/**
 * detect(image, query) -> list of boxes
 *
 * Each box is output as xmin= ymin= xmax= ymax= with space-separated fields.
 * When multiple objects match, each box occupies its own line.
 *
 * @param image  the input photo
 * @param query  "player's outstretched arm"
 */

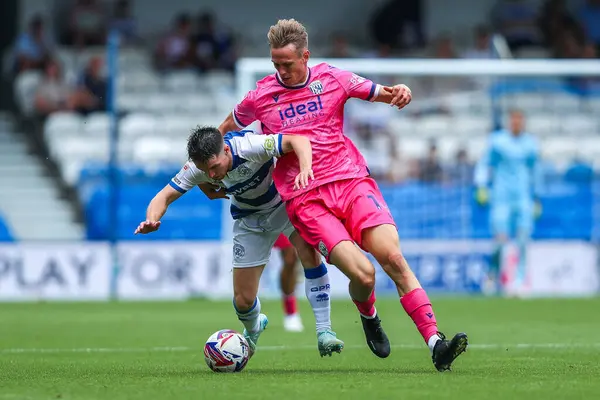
xmin=134 ymin=185 xmax=183 ymax=234
xmin=218 ymin=113 xmax=240 ymax=136
xmin=373 ymin=84 xmax=412 ymax=109
xmin=281 ymin=135 xmax=314 ymax=190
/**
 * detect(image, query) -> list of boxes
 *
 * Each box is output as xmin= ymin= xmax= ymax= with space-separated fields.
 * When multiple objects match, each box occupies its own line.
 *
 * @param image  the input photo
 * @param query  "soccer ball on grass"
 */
xmin=204 ymin=329 xmax=250 ymax=372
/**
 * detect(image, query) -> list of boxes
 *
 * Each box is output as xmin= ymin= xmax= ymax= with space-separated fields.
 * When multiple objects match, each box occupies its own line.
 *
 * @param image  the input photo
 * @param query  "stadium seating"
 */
xmin=79 ymin=164 xmax=223 ymax=240
xmin=0 ymin=213 xmax=14 ymax=241
xmin=14 ymin=46 xmax=600 ymax=241
xmin=76 ymin=162 xmax=596 ymax=240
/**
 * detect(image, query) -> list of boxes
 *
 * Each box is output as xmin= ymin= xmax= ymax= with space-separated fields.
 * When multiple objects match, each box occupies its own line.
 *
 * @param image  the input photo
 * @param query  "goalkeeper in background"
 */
xmin=474 ymin=110 xmax=543 ymax=295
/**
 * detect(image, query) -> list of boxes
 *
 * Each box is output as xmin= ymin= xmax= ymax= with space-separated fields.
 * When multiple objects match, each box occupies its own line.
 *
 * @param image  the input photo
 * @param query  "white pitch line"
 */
xmin=1 ymin=343 xmax=599 ymax=355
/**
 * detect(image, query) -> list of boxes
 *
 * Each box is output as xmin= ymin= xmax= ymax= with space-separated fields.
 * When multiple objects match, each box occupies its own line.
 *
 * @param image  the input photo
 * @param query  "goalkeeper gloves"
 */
xmin=475 ymin=187 xmax=489 ymax=206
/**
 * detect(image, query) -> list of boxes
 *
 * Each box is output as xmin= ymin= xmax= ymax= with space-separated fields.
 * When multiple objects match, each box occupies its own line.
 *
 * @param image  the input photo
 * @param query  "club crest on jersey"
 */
xmin=309 ymin=80 xmax=324 ymax=95
xmin=318 ymin=241 xmax=328 ymax=258
xmin=237 ymin=164 xmax=251 ymax=178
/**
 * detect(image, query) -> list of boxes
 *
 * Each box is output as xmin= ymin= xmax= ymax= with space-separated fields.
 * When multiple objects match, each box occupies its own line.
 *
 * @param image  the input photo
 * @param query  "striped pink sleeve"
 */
xmin=329 ymin=66 xmax=379 ymax=102
xmin=232 ymin=89 xmax=257 ymax=128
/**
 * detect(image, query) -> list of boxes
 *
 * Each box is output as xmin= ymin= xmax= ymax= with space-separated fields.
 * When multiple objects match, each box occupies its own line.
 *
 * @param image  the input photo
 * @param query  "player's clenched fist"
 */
xmin=383 ymin=84 xmax=412 ymax=109
xmin=294 ymin=168 xmax=314 ymax=190
xmin=134 ymin=220 xmax=161 ymax=234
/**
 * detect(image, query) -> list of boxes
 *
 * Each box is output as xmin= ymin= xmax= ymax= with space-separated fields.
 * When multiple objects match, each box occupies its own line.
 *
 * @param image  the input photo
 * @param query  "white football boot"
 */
xmin=283 ymin=314 xmax=304 ymax=332
xmin=243 ymin=313 xmax=269 ymax=358
xmin=317 ymin=330 xmax=344 ymax=357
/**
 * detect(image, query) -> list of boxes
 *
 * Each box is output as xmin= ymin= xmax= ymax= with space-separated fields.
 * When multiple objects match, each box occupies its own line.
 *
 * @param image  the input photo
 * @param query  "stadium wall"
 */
xmin=0 ymin=241 xmax=597 ymax=302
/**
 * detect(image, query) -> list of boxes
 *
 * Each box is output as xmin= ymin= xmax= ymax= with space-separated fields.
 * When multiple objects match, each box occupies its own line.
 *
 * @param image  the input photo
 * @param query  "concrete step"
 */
xmin=0 ymin=164 xmax=46 ymax=176
xmin=0 ymin=153 xmax=38 ymax=165
xmin=0 ymin=121 xmax=85 ymax=240
xmin=0 ymin=176 xmax=55 ymax=187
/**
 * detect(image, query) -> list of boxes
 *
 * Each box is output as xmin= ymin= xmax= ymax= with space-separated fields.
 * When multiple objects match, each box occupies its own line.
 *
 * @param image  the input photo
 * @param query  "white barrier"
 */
xmin=0 ymin=242 xmax=111 ymax=301
xmin=0 ymin=241 xmax=598 ymax=301
xmin=527 ymin=241 xmax=599 ymax=297
xmin=116 ymin=241 xmax=230 ymax=300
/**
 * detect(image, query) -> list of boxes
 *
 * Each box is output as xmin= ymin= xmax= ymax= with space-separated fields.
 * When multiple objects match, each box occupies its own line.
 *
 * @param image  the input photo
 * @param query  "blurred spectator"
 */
xmin=327 ymin=33 xmax=353 ymax=58
xmin=68 ymin=0 xmax=106 ymax=47
xmin=361 ymin=44 xmax=396 ymax=86
xmin=432 ymin=35 xmax=457 ymax=58
xmin=419 ymin=141 xmax=444 ymax=182
xmin=370 ymin=0 xmax=425 ymax=50
xmin=77 ymin=56 xmax=107 ymax=114
xmin=192 ymin=12 xmax=236 ymax=72
xmin=578 ymin=0 xmax=600 ymax=53
xmin=34 ymin=60 xmax=90 ymax=116
xmin=539 ymin=0 xmax=583 ymax=53
xmin=418 ymin=35 xmax=470 ymax=96
xmin=461 ymin=26 xmax=495 ymax=90
xmin=363 ymin=43 xmax=393 ymax=59
xmin=446 ymin=148 xmax=474 ymax=184
xmin=491 ymin=0 xmax=541 ymax=51
xmin=582 ymin=42 xmax=598 ymax=58
xmin=13 ymin=15 xmax=53 ymax=74
xmin=556 ymin=30 xmax=583 ymax=58
xmin=386 ymin=140 xmax=416 ymax=183
xmin=154 ymin=13 xmax=193 ymax=71
xmin=571 ymin=43 xmax=600 ymax=92
xmin=109 ymin=0 xmax=139 ymax=45
xmin=462 ymin=25 xmax=494 ymax=59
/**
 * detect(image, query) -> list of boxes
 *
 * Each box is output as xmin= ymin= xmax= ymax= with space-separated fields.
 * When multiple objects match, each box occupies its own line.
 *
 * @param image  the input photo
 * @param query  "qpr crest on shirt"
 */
xmin=309 ymin=80 xmax=324 ymax=95
xmin=237 ymin=164 xmax=252 ymax=178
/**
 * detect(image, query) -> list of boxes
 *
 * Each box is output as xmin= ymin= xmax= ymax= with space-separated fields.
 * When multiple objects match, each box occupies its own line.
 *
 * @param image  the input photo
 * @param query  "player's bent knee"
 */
xmin=354 ymin=268 xmax=376 ymax=290
xmin=233 ymin=292 xmax=256 ymax=312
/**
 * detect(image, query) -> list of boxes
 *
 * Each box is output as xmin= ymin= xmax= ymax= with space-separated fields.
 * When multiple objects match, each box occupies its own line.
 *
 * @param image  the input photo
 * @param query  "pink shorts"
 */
xmin=286 ymin=177 xmax=396 ymax=260
xmin=273 ymin=233 xmax=293 ymax=249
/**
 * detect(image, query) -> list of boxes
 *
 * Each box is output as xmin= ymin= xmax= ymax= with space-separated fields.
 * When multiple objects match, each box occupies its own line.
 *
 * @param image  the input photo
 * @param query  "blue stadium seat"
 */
xmin=380 ymin=177 xmax=593 ymax=240
xmin=78 ymin=164 xmax=595 ymax=241
xmin=79 ymin=164 xmax=223 ymax=240
xmin=0 ymin=213 xmax=14 ymax=241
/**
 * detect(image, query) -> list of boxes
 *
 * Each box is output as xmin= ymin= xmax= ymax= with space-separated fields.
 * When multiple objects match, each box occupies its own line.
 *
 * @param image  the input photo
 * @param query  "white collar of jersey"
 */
xmin=276 ymin=69 xmax=310 ymax=87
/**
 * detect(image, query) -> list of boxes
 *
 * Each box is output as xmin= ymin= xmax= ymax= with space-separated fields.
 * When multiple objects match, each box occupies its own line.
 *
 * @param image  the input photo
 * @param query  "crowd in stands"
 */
xmin=368 ymin=0 xmax=600 ymax=60
xmin=7 ymin=0 xmax=600 ymax=188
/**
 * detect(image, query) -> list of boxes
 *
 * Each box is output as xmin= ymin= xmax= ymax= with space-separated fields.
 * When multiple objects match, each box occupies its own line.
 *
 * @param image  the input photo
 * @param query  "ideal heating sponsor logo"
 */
xmin=277 ymin=95 xmax=325 ymax=128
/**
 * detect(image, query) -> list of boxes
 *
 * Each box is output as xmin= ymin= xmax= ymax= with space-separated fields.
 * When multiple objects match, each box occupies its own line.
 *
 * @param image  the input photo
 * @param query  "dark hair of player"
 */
xmin=187 ymin=126 xmax=224 ymax=164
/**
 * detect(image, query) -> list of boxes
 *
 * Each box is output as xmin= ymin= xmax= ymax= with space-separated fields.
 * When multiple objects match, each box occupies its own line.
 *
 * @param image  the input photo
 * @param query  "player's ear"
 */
xmin=302 ymin=48 xmax=310 ymax=64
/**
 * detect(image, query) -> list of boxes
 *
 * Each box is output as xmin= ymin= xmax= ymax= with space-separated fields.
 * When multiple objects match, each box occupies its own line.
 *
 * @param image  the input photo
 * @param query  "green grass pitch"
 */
xmin=1 ymin=297 xmax=599 ymax=399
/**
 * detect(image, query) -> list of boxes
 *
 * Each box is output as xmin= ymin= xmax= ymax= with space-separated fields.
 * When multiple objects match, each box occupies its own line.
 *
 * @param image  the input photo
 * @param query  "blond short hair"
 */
xmin=267 ymin=19 xmax=308 ymax=51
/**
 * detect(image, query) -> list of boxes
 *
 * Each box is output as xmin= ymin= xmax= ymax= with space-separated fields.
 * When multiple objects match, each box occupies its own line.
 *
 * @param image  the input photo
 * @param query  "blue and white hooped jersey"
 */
xmin=169 ymin=130 xmax=285 ymax=219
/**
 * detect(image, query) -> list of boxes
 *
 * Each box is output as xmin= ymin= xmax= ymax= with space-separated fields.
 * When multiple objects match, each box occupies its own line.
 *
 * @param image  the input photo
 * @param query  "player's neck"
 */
xmin=276 ymin=69 xmax=309 ymax=87
xmin=227 ymin=153 xmax=233 ymax=171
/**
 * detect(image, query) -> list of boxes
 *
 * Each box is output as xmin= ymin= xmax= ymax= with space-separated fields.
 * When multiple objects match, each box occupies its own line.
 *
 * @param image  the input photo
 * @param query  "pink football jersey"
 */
xmin=233 ymin=62 xmax=380 ymax=201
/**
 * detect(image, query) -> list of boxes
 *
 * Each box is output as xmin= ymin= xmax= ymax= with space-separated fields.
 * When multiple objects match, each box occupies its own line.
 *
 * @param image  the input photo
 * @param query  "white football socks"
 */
xmin=234 ymin=297 xmax=261 ymax=333
xmin=304 ymin=263 xmax=332 ymax=333
xmin=428 ymin=334 xmax=441 ymax=354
